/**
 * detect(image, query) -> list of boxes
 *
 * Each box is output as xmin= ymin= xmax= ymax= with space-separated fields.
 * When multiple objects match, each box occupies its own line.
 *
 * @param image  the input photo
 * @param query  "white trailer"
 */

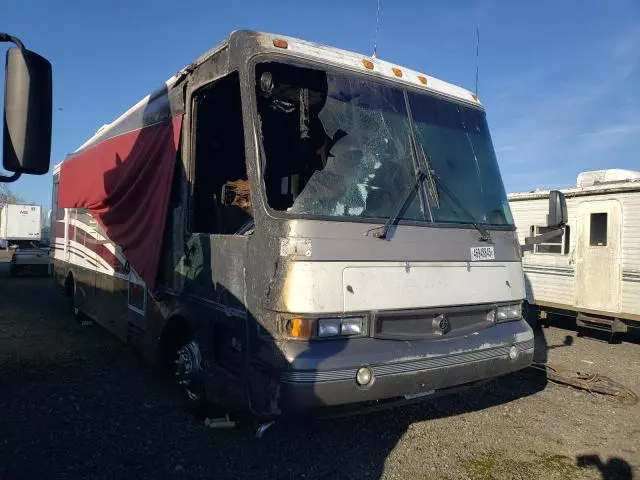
xmin=0 ymin=204 xmax=42 ymax=243
xmin=509 ymin=169 xmax=640 ymax=334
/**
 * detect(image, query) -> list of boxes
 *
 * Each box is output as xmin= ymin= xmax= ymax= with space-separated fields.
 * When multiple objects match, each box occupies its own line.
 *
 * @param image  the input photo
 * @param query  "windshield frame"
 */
xmin=248 ymin=53 xmax=515 ymax=231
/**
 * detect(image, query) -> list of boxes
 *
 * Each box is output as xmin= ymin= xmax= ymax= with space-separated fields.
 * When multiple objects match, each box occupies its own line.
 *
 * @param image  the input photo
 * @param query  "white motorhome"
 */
xmin=509 ymin=169 xmax=640 ymax=334
xmin=0 ymin=204 xmax=42 ymax=244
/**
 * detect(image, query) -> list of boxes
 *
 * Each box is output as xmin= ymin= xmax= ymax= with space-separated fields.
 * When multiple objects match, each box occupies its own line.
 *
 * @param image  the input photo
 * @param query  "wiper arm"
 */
xmin=411 ymin=134 xmax=490 ymax=242
xmin=368 ymin=167 xmax=491 ymax=241
xmin=368 ymin=170 xmax=427 ymax=240
xmin=416 ymin=140 xmax=440 ymax=209
xmin=368 ymin=124 xmax=431 ymax=240
xmin=428 ymin=169 xmax=491 ymax=242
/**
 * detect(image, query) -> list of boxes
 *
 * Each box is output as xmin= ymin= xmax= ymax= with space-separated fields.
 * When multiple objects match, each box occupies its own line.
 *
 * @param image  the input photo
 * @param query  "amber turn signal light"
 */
xmin=273 ymin=39 xmax=289 ymax=49
xmin=287 ymin=317 xmax=314 ymax=339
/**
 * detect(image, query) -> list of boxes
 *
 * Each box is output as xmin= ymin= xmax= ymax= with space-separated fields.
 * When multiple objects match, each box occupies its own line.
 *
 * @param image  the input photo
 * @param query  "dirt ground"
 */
xmin=0 ymin=262 xmax=638 ymax=480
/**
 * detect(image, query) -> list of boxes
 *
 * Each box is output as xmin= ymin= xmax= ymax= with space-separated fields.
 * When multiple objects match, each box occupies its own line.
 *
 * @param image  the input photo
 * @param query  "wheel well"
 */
xmin=158 ymin=315 xmax=192 ymax=371
xmin=64 ymin=272 xmax=74 ymax=297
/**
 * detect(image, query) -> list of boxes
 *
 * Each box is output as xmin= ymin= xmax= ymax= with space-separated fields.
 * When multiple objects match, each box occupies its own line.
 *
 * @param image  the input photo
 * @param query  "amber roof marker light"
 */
xmin=272 ymin=38 xmax=289 ymax=49
xmin=362 ymin=59 xmax=374 ymax=70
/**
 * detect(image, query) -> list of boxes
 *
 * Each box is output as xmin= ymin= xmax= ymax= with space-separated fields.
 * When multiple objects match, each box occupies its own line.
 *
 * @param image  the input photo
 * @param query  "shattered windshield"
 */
xmin=256 ymin=61 xmax=513 ymax=226
xmin=408 ymin=92 xmax=513 ymax=225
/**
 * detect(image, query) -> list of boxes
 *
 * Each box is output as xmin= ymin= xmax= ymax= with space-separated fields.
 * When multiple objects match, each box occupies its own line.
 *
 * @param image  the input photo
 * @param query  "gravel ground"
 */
xmin=0 ymin=262 xmax=638 ymax=480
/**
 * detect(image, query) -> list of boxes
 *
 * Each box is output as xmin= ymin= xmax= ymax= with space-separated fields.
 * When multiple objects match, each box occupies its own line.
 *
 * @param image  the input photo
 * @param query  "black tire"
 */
xmin=68 ymin=276 xmax=92 ymax=325
xmin=9 ymin=265 xmax=18 ymax=277
xmin=174 ymin=340 xmax=209 ymax=418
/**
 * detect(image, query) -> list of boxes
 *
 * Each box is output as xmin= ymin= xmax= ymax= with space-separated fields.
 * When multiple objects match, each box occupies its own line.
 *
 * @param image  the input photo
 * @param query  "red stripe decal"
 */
xmin=58 ymin=115 xmax=182 ymax=289
xmin=53 ymin=220 xmax=126 ymax=273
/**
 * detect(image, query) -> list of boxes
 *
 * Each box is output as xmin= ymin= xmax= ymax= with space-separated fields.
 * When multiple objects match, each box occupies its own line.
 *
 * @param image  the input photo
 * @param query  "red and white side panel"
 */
xmin=52 ymin=208 xmax=143 ymax=285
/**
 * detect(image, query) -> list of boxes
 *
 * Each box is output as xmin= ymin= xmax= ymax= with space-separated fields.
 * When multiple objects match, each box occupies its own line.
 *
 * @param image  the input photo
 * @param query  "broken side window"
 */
xmin=191 ymin=72 xmax=252 ymax=235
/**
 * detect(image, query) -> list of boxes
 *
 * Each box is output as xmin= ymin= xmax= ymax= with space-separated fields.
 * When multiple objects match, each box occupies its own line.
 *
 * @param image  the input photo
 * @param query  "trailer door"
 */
xmin=575 ymin=200 xmax=622 ymax=313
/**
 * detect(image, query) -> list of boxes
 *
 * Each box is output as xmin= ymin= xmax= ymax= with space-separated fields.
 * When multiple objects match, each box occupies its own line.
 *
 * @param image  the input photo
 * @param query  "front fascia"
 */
xmin=259 ymin=218 xmax=524 ymax=314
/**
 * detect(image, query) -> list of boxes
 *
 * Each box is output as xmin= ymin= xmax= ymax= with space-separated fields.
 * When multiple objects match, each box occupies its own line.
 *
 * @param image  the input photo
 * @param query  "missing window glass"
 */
xmin=191 ymin=72 xmax=252 ymax=235
xmin=590 ymin=213 xmax=607 ymax=246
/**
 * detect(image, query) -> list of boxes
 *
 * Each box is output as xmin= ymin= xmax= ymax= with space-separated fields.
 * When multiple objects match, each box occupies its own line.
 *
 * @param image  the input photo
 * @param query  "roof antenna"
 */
xmin=372 ymin=0 xmax=382 ymax=58
xmin=474 ymin=24 xmax=480 ymax=96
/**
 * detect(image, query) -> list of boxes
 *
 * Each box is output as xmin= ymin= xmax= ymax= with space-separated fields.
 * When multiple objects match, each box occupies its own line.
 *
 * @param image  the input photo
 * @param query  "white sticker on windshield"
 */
xmin=470 ymin=246 xmax=495 ymax=261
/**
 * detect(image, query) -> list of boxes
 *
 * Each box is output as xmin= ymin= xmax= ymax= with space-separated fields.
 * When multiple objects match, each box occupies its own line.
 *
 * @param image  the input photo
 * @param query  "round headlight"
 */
xmin=509 ymin=345 xmax=518 ymax=360
xmin=356 ymin=367 xmax=373 ymax=386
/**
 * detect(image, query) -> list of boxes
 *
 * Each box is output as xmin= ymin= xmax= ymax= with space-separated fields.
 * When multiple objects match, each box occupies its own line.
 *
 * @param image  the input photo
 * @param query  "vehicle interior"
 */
xmin=191 ymin=72 xmax=253 ymax=235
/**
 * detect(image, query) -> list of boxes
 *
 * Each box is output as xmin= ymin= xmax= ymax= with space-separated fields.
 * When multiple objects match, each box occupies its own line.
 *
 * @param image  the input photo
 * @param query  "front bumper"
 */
xmin=275 ymin=319 xmax=534 ymax=410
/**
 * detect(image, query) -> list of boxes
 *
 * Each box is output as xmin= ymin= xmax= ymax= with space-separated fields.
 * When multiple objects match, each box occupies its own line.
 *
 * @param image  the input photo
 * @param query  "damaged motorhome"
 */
xmin=52 ymin=31 xmax=550 ymax=417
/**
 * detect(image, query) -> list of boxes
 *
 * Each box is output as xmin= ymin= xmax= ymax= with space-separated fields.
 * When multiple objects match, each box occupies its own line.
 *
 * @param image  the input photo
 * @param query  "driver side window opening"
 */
xmin=256 ymin=63 xmax=330 ymax=211
xmin=191 ymin=72 xmax=252 ymax=235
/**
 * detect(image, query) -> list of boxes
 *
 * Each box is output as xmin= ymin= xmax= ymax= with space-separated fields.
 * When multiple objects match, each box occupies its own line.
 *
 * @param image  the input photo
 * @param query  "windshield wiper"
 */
xmin=427 ymin=164 xmax=491 ymax=242
xmin=368 ymin=165 xmax=490 ymax=241
xmin=368 ymin=91 xmax=490 ymax=242
xmin=368 ymin=116 xmax=434 ymax=240
xmin=368 ymin=169 xmax=427 ymax=239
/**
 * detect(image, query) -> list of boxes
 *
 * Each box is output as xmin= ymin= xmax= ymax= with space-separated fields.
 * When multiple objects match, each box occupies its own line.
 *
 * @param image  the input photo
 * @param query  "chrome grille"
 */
xmin=280 ymin=339 xmax=534 ymax=384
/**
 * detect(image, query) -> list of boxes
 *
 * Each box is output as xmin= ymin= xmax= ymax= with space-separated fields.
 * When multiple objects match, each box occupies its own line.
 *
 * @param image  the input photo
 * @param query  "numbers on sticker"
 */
xmin=470 ymin=246 xmax=495 ymax=261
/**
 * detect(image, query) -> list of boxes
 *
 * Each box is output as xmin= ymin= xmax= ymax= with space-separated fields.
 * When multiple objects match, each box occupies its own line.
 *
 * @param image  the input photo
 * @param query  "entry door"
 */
xmin=575 ymin=200 xmax=622 ymax=312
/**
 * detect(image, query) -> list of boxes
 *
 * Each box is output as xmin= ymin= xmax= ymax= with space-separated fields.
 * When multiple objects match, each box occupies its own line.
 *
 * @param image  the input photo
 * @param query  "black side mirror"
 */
xmin=547 ymin=190 xmax=567 ymax=228
xmin=3 ymin=46 xmax=52 ymax=175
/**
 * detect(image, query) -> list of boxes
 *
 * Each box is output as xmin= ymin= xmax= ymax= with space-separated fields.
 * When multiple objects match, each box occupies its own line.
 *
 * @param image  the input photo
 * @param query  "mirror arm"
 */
xmin=520 ymin=226 xmax=564 ymax=254
xmin=0 ymin=172 xmax=21 ymax=183
xmin=0 ymin=33 xmax=25 ymax=50
xmin=523 ymin=227 xmax=564 ymax=246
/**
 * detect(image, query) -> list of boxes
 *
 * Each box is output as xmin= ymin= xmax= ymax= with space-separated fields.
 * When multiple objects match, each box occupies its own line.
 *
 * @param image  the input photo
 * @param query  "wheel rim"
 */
xmin=175 ymin=341 xmax=203 ymax=401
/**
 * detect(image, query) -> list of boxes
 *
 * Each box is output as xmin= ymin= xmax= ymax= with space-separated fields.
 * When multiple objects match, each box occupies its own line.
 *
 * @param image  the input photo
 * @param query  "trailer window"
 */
xmin=191 ymin=72 xmax=252 ymax=235
xmin=590 ymin=213 xmax=607 ymax=246
xmin=533 ymin=225 xmax=570 ymax=254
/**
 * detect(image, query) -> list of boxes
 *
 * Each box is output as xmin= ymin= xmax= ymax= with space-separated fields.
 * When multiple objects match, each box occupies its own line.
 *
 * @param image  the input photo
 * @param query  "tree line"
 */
xmin=0 ymin=183 xmax=24 ymax=209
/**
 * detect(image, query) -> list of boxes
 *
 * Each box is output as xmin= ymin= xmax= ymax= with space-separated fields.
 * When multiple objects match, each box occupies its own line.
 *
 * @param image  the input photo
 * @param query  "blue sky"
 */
xmin=3 ymin=0 xmax=639 ymax=209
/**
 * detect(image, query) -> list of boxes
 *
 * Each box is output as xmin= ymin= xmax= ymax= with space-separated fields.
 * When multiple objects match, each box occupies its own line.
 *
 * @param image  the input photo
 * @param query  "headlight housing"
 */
xmin=495 ymin=303 xmax=523 ymax=322
xmin=280 ymin=315 xmax=366 ymax=340
xmin=318 ymin=318 xmax=341 ymax=337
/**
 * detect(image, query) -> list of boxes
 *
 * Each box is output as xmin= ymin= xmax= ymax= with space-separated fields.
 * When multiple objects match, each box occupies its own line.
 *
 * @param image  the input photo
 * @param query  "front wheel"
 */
xmin=174 ymin=340 xmax=209 ymax=418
